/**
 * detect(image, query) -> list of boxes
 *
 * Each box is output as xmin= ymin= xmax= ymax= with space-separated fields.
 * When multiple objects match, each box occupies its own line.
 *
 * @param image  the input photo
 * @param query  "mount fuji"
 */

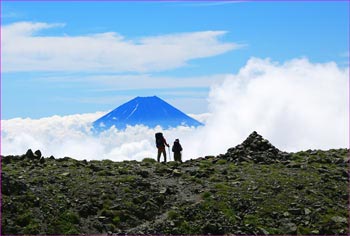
xmin=92 ymin=96 xmax=203 ymax=131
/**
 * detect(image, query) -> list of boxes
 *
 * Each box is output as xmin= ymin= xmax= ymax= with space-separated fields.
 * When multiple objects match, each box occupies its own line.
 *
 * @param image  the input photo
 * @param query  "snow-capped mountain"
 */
xmin=92 ymin=96 xmax=203 ymax=131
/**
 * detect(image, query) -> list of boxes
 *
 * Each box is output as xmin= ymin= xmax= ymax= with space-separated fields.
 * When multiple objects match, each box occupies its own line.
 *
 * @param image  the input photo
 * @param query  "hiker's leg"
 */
xmin=174 ymin=152 xmax=179 ymax=162
xmin=163 ymin=149 xmax=167 ymax=162
xmin=176 ymin=152 xmax=182 ymax=162
xmin=157 ymin=149 xmax=161 ymax=162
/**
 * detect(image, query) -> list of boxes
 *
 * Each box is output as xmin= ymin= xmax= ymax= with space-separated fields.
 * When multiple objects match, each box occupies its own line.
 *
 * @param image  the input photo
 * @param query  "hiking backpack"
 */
xmin=172 ymin=142 xmax=182 ymax=152
xmin=155 ymin=132 xmax=164 ymax=148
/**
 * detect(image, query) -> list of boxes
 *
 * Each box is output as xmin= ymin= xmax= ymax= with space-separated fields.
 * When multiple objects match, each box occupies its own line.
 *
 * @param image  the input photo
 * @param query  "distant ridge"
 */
xmin=92 ymin=96 xmax=203 ymax=131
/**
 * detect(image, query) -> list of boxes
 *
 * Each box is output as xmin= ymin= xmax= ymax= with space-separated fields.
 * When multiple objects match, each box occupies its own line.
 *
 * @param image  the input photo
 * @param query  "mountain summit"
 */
xmin=92 ymin=96 xmax=203 ymax=131
xmin=2 ymin=136 xmax=348 ymax=234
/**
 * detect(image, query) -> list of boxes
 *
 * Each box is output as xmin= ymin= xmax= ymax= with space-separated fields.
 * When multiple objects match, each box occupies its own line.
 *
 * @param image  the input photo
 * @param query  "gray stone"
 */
xmin=281 ymin=222 xmax=297 ymax=233
xmin=25 ymin=149 xmax=35 ymax=159
xmin=34 ymin=150 xmax=42 ymax=158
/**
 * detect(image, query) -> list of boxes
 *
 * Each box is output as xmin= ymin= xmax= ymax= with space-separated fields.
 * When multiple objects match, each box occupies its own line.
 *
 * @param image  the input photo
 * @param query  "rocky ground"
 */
xmin=2 ymin=131 xmax=349 ymax=235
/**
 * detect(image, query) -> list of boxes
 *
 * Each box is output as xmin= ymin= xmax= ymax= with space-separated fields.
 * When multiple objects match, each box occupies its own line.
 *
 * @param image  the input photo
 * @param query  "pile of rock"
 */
xmin=2 ymin=149 xmax=46 ymax=165
xmin=220 ymin=131 xmax=290 ymax=164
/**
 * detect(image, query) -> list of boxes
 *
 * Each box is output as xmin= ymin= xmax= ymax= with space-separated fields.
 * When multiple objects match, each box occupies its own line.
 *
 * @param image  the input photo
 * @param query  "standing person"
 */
xmin=155 ymin=132 xmax=169 ymax=163
xmin=172 ymin=139 xmax=183 ymax=163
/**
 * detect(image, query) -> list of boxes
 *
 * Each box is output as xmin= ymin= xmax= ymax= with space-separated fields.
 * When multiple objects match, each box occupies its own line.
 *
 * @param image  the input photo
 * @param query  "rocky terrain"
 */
xmin=2 ymin=131 xmax=349 ymax=235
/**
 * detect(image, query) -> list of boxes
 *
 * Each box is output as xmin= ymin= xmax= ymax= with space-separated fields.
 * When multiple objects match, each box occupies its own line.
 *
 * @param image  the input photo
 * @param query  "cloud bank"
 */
xmin=2 ymin=21 xmax=241 ymax=72
xmin=199 ymin=57 xmax=348 ymax=154
xmin=2 ymin=58 xmax=348 ymax=161
xmin=1 ymin=112 xmax=200 ymax=161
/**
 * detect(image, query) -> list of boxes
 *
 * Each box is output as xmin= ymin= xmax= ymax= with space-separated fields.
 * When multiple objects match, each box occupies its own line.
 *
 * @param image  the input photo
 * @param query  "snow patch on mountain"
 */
xmin=92 ymin=96 xmax=203 ymax=131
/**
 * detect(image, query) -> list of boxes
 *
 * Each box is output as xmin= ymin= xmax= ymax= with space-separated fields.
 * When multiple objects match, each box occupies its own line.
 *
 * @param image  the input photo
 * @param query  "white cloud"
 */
xmin=2 ymin=22 xmax=65 ymax=36
xmin=2 ymin=21 xmax=241 ymax=73
xmin=2 ymin=58 xmax=348 ymax=161
xmin=1 ymin=112 xmax=201 ymax=161
xmin=196 ymin=57 xmax=349 ymax=154
xmin=187 ymin=113 xmax=212 ymax=124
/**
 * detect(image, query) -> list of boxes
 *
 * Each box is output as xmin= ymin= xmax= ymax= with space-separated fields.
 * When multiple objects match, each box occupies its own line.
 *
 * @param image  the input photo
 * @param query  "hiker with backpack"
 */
xmin=155 ymin=132 xmax=170 ymax=163
xmin=172 ymin=139 xmax=183 ymax=163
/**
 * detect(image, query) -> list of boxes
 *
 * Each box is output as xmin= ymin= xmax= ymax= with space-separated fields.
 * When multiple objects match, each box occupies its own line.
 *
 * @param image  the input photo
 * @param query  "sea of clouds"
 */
xmin=2 ymin=58 xmax=348 ymax=161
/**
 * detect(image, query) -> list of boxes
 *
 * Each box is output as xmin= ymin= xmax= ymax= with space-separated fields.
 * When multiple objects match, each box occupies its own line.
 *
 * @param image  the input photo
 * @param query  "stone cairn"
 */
xmin=220 ymin=131 xmax=290 ymax=164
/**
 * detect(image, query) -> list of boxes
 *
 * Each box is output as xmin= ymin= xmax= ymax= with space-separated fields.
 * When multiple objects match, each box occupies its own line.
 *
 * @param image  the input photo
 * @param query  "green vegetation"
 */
xmin=167 ymin=210 xmax=180 ymax=220
xmin=142 ymin=157 xmax=157 ymax=163
xmin=2 ymin=141 xmax=348 ymax=234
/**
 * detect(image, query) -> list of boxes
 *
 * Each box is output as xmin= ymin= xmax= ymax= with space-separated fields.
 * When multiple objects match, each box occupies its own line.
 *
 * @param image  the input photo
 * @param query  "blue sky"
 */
xmin=2 ymin=1 xmax=349 ymax=119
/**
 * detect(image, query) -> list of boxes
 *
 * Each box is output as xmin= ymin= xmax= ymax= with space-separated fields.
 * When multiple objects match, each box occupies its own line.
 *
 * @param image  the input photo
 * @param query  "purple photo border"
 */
xmin=0 ymin=0 xmax=349 ymax=235
xmin=0 ymin=0 xmax=349 ymax=2
xmin=347 ymin=2 xmax=350 ymax=236
xmin=1 ymin=0 xmax=3 ymax=234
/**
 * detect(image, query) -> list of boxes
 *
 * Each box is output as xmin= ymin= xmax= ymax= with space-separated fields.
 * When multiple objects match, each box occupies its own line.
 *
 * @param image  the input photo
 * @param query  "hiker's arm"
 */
xmin=164 ymin=139 xmax=170 ymax=147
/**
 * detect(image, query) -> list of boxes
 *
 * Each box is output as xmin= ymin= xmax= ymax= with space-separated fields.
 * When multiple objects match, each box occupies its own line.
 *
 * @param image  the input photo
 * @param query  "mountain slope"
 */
xmin=2 ymin=132 xmax=349 ymax=234
xmin=92 ymin=96 xmax=203 ymax=131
